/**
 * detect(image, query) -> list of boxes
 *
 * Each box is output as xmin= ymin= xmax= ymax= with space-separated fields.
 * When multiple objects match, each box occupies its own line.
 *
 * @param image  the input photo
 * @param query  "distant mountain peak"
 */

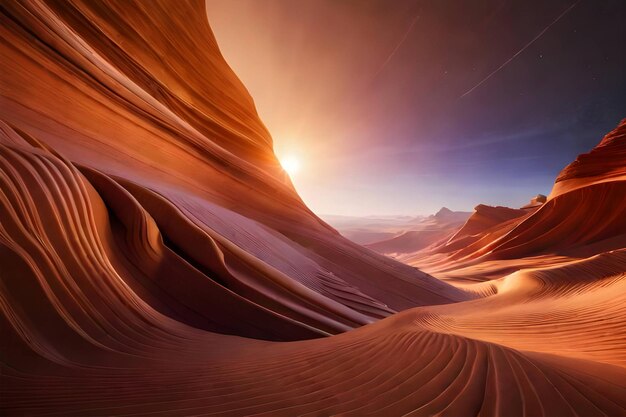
xmin=434 ymin=207 xmax=453 ymax=217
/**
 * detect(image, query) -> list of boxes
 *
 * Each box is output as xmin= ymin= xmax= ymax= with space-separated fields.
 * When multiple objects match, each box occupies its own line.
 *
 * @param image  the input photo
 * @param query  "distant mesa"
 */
xmin=521 ymin=193 xmax=547 ymax=209
xmin=440 ymin=204 xmax=528 ymax=246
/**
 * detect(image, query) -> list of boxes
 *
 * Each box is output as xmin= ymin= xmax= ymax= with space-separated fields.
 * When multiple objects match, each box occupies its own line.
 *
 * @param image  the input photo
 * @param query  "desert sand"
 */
xmin=1 ymin=1 xmax=625 ymax=416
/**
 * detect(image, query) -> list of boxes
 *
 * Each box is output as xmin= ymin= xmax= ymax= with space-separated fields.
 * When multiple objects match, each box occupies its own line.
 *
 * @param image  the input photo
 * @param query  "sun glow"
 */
xmin=279 ymin=155 xmax=301 ymax=177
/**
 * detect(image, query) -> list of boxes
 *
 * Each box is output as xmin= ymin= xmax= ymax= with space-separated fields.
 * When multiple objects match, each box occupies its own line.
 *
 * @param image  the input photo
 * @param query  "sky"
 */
xmin=206 ymin=0 xmax=625 ymax=216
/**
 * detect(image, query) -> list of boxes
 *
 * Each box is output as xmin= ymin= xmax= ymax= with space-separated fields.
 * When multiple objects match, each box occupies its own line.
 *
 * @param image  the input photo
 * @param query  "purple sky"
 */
xmin=206 ymin=0 xmax=625 ymax=216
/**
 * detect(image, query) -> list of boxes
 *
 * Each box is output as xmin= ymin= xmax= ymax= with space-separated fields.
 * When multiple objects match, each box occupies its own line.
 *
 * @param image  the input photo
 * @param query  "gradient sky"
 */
xmin=206 ymin=0 xmax=625 ymax=216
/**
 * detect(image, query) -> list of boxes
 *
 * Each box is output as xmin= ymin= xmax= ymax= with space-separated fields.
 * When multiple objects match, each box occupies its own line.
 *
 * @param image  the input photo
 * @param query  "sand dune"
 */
xmin=1 ymin=0 xmax=624 ymax=415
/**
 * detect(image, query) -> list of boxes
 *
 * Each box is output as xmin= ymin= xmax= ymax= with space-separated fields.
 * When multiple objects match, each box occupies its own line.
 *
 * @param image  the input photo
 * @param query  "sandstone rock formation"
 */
xmin=1 ymin=1 xmax=624 ymax=415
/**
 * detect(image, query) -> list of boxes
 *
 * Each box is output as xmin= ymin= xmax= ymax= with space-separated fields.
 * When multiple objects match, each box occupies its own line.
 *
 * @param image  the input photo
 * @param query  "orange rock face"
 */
xmin=1 ymin=1 xmax=625 ymax=415
xmin=553 ymin=119 xmax=626 ymax=195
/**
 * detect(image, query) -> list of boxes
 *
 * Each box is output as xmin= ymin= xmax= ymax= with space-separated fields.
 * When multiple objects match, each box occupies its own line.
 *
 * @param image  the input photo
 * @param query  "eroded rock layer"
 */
xmin=1 ymin=0 xmax=466 ymax=343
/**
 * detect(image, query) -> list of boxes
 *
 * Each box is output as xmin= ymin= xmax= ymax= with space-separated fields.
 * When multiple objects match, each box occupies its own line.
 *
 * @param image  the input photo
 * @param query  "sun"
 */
xmin=279 ymin=155 xmax=301 ymax=177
